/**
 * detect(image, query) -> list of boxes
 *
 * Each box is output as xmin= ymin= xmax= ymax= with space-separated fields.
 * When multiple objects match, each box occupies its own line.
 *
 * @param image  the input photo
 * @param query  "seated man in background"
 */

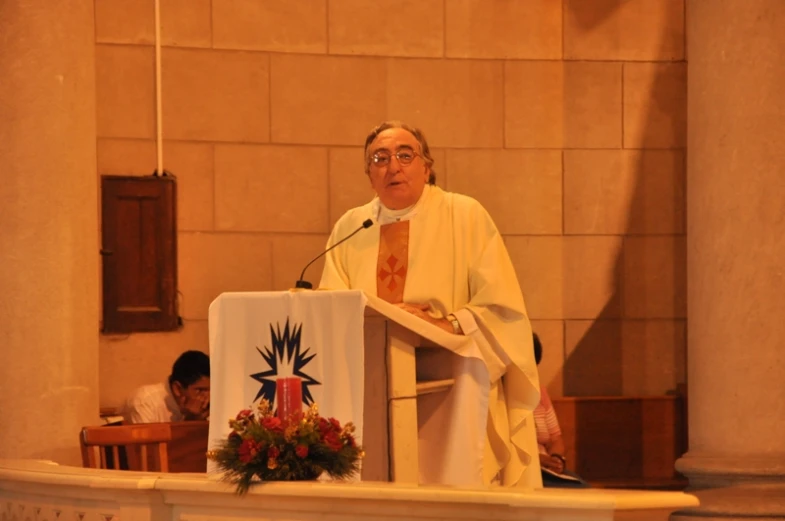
xmin=122 ymin=350 xmax=210 ymax=424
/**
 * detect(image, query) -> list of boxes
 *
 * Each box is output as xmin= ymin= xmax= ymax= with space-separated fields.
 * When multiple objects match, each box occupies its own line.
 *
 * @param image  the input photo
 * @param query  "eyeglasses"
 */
xmin=371 ymin=150 xmax=420 ymax=167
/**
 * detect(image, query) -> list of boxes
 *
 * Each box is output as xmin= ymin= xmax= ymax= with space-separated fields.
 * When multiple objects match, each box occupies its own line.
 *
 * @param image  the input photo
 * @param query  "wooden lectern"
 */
xmin=361 ymin=307 xmax=455 ymax=483
xmin=331 ymin=293 xmax=476 ymax=483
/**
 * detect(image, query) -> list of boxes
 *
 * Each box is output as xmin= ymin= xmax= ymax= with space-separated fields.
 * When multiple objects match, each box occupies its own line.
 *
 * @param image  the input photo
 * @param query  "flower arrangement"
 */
xmin=208 ymin=398 xmax=364 ymax=494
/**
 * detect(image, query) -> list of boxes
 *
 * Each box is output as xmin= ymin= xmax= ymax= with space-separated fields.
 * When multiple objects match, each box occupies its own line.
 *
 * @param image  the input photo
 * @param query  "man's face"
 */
xmin=172 ymin=376 xmax=210 ymax=419
xmin=367 ymin=127 xmax=431 ymax=210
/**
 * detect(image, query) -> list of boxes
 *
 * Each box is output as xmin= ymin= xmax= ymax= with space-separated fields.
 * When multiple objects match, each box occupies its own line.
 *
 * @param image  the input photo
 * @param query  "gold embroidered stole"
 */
xmin=376 ymin=221 xmax=410 ymax=303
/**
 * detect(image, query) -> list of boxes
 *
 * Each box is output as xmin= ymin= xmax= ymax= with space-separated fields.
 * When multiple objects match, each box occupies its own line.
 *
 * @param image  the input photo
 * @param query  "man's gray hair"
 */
xmin=363 ymin=120 xmax=436 ymax=184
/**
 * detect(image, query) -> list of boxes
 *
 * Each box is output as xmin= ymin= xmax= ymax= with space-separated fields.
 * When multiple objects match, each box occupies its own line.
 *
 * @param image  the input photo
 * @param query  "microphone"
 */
xmin=294 ymin=218 xmax=374 ymax=289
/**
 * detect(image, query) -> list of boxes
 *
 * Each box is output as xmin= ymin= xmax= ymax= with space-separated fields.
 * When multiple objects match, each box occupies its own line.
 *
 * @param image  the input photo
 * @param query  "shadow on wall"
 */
xmin=562 ymin=0 xmax=687 ymax=397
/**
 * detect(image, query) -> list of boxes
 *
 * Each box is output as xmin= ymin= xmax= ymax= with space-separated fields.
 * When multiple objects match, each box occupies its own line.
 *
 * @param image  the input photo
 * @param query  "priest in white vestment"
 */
xmin=319 ymin=121 xmax=542 ymax=488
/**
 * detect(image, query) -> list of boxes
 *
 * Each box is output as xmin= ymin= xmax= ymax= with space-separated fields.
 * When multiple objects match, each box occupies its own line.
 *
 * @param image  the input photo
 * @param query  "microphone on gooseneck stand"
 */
xmin=294 ymin=218 xmax=374 ymax=289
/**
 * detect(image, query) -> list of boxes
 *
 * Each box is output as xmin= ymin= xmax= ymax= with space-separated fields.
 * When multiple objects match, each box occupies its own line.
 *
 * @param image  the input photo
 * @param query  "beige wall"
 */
xmin=96 ymin=0 xmax=686 ymax=408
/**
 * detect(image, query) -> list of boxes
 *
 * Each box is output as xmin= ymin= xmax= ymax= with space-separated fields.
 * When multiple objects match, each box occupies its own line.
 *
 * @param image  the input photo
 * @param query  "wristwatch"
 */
xmin=447 ymin=314 xmax=461 ymax=335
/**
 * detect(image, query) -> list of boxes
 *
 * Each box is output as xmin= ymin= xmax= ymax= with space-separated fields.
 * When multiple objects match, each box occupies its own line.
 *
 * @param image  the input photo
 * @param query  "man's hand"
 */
xmin=179 ymin=393 xmax=209 ymax=421
xmin=539 ymin=453 xmax=565 ymax=474
xmin=394 ymin=302 xmax=453 ymax=334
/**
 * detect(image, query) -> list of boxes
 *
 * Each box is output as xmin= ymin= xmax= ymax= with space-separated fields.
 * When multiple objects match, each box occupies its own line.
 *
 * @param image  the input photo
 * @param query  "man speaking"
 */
xmin=318 ymin=121 xmax=542 ymax=488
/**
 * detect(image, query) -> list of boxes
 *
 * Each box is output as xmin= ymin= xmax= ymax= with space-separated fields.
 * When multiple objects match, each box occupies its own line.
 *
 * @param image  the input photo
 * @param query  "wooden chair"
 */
xmin=80 ymin=423 xmax=172 ymax=472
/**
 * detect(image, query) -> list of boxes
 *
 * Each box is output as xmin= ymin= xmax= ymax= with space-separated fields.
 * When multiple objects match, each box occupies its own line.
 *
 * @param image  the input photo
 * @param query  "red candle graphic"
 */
xmin=276 ymin=377 xmax=303 ymax=425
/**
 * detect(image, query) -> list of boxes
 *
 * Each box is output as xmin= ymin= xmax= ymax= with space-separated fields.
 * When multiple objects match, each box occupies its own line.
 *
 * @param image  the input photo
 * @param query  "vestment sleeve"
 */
xmin=460 ymin=203 xmax=542 ymax=486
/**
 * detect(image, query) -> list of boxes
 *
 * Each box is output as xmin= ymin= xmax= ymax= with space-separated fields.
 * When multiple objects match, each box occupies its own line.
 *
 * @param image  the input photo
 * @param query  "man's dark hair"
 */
xmin=533 ymin=332 xmax=542 ymax=365
xmin=169 ymin=350 xmax=210 ymax=387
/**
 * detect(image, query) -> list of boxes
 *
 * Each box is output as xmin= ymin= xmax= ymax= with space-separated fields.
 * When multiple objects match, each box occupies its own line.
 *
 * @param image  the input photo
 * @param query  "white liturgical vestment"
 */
xmin=319 ymin=185 xmax=542 ymax=488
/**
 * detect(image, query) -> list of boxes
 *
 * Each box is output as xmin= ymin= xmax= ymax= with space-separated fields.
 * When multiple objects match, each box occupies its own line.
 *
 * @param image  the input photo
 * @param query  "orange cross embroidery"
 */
xmin=378 ymin=253 xmax=407 ymax=291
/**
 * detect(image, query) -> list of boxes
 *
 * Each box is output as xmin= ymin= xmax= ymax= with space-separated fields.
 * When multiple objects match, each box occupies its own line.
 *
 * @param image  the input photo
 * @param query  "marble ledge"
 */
xmin=0 ymin=459 xmax=698 ymax=513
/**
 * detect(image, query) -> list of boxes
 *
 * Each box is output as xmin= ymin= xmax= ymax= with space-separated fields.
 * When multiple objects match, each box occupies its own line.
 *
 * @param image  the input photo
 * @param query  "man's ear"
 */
xmin=171 ymin=381 xmax=185 ymax=399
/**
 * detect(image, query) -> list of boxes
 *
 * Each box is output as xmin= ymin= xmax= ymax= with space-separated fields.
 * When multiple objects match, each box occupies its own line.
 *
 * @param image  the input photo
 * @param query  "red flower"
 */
xmin=268 ymin=446 xmax=281 ymax=460
xmin=346 ymin=434 xmax=357 ymax=448
xmin=229 ymin=431 xmax=241 ymax=442
xmin=329 ymin=417 xmax=342 ymax=431
xmin=317 ymin=417 xmax=333 ymax=436
xmin=323 ymin=431 xmax=343 ymax=451
xmin=235 ymin=409 xmax=254 ymax=421
xmin=316 ymin=418 xmax=330 ymax=440
xmin=295 ymin=444 xmax=309 ymax=458
xmin=238 ymin=439 xmax=262 ymax=463
xmin=261 ymin=416 xmax=284 ymax=432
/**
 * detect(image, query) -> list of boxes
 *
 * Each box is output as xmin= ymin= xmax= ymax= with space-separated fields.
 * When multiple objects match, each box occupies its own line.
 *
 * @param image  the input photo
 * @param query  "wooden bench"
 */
xmin=81 ymin=420 xmax=209 ymax=473
xmin=80 ymin=423 xmax=171 ymax=471
xmin=552 ymin=394 xmax=688 ymax=490
xmin=99 ymin=395 xmax=687 ymax=487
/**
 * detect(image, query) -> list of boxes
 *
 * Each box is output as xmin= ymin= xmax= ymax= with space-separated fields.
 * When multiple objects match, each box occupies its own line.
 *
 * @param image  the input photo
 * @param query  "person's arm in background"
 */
xmin=548 ymin=433 xmax=566 ymax=459
xmin=539 ymin=387 xmax=567 ymax=473
xmin=541 ymin=434 xmax=567 ymax=473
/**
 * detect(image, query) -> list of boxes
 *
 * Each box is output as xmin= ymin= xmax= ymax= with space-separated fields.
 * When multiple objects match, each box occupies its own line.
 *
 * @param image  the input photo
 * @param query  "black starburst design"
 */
xmin=250 ymin=318 xmax=321 ymax=406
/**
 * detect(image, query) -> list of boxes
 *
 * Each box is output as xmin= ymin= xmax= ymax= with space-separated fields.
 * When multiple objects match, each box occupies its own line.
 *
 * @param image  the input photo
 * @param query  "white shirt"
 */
xmin=121 ymin=381 xmax=183 ymax=424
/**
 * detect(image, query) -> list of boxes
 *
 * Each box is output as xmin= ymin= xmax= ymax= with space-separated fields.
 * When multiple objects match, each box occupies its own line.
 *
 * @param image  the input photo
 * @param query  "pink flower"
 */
xmin=238 ymin=439 xmax=262 ymax=464
xmin=261 ymin=416 xmax=284 ymax=432
xmin=295 ymin=444 xmax=309 ymax=458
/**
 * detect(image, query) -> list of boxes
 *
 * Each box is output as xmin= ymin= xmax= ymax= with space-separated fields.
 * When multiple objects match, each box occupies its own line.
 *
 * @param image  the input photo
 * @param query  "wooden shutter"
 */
xmin=101 ymin=175 xmax=178 ymax=333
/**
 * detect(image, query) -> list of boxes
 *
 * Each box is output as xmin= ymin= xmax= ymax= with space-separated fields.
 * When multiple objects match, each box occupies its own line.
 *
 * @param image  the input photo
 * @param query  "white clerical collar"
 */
xmin=374 ymin=185 xmax=431 ymax=225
